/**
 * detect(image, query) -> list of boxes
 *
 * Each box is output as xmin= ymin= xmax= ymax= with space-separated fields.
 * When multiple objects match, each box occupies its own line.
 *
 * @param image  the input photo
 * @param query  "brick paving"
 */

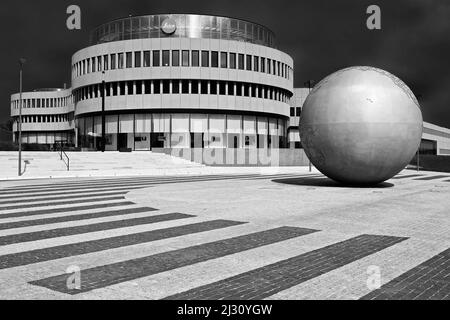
xmin=165 ymin=235 xmax=407 ymax=300
xmin=0 ymin=186 xmax=155 ymax=200
xmin=0 ymin=207 xmax=157 ymax=231
xmin=0 ymin=201 xmax=135 ymax=220
xmin=0 ymin=174 xmax=264 ymax=195
xmin=0 ymin=220 xmax=245 ymax=270
xmin=0 ymin=191 xmax=129 ymax=205
xmin=0 ymin=173 xmax=305 ymax=195
xmin=0 ymin=171 xmax=448 ymax=300
xmin=30 ymin=226 xmax=318 ymax=294
xmin=361 ymin=248 xmax=450 ymax=300
xmin=0 ymin=196 xmax=126 ymax=211
xmin=0 ymin=213 xmax=194 ymax=246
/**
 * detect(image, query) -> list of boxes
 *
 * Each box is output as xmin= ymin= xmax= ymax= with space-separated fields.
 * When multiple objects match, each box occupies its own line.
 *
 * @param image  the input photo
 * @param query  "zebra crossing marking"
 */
xmin=29 ymin=226 xmax=319 ymax=294
xmin=361 ymin=247 xmax=450 ymax=300
xmin=164 ymin=234 xmax=408 ymax=300
xmin=0 ymin=213 xmax=195 ymax=246
xmin=0 ymin=207 xmax=157 ymax=231
xmin=0 ymin=220 xmax=245 ymax=270
xmin=0 ymin=202 xmax=136 ymax=220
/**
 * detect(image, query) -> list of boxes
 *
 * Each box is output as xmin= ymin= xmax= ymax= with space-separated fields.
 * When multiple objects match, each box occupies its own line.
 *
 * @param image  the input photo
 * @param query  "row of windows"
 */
xmin=12 ymin=96 xmax=72 ymax=110
xmin=14 ymin=114 xmax=72 ymax=124
xmin=290 ymin=107 xmax=302 ymax=117
xmin=14 ymin=132 xmax=73 ymax=145
xmin=73 ymin=50 xmax=293 ymax=80
xmin=74 ymin=79 xmax=291 ymax=104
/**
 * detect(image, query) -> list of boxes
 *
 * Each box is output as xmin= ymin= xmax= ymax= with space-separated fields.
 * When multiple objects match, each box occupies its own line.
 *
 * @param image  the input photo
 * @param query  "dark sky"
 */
xmin=1 ymin=0 xmax=449 ymax=127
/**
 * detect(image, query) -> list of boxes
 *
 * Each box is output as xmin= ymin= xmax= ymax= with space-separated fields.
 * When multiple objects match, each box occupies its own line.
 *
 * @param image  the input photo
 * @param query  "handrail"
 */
xmin=56 ymin=142 xmax=70 ymax=171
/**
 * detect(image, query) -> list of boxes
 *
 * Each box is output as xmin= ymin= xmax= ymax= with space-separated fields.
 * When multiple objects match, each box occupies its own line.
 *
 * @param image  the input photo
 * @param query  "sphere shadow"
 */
xmin=272 ymin=177 xmax=394 ymax=189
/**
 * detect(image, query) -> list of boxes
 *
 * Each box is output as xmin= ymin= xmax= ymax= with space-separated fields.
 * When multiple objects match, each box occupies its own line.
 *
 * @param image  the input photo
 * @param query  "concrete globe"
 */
xmin=300 ymin=66 xmax=423 ymax=185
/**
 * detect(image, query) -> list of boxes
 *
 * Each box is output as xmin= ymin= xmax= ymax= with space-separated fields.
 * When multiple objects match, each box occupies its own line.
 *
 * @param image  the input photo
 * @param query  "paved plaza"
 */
xmin=0 ymin=169 xmax=449 ymax=300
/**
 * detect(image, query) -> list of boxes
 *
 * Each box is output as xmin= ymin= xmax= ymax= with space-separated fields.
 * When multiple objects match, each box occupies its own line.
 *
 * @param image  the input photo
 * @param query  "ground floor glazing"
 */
xmin=76 ymin=113 xmax=287 ymax=151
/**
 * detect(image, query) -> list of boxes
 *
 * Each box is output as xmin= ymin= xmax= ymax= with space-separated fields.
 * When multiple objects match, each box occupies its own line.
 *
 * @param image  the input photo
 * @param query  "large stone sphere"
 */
xmin=300 ymin=66 xmax=423 ymax=185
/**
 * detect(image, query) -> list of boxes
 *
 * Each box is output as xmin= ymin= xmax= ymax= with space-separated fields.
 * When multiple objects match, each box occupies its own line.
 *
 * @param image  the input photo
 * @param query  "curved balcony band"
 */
xmin=90 ymin=14 xmax=277 ymax=48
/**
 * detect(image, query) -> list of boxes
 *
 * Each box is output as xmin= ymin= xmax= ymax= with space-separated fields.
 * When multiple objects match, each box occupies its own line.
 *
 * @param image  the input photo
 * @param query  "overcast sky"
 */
xmin=1 ymin=0 xmax=449 ymax=127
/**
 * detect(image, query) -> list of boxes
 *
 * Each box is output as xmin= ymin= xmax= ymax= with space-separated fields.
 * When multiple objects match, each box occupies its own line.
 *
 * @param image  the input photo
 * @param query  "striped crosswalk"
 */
xmin=0 ymin=172 xmax=448 ymax=300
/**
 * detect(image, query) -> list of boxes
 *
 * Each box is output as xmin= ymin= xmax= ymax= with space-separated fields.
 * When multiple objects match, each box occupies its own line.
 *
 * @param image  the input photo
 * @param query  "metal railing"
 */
xmin=55 ymin=141 xmax=70 ymax=171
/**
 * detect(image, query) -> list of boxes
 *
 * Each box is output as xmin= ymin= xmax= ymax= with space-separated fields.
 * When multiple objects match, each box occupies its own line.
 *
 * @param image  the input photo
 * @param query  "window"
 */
xmin=127 ymin=81 xmax=133 ymax=95
xmin=244 ymin=83 xmax=249 ymax=96
xmin=153 ymin=50 xmax=160 ymax=67
xmin=120 ymin=82 xmax=125 ymax=95
xmin=90 ymin=58 xmax=95 ymax=73
xmin=98 ymin=56 xmax=102 ymax=71
xmin=267 ymin=59 xmax=271 ymax=74
xmin=144 ymin=80 xmax=151 ymax=94
xmin=110 ymin=54 xmax=116 ymax=70
xmin=251 ymin=84 xmax=256 ymax=97
xmin=201 ymin=80 xmax=208 ymax=94
xmin=162 ymin=50 xmax=170 ymax=66
xmin=182 ymin=50 xmax=189 ymax=67
xmin=220 ymin=52 xmax=227 ymax=68
xmin=163 ymin=80 xmax=170 ymax=93
xmin=201 ymin=51 xmax=209 ymax=67
xmin=228 ymin=82 xmax=234 ymax=95
xmin=230 ymin=53 xmax=236 ymax=69
xmin=135 ymin=81 xmax=142 ymax=95
xmin=236 ymin=83 xmax=242 ymax=96
xmin=104 ymin=55 xmax=109 ymax=70
xmin=182 ymin=80 xmax=189 ymax=93
xmin=153 ymin=80 xmax=161 ymax=94
xmin=113 ymin=82 xmax=118 ymax=96
xmin=246 ymin=55 xmax=252 ymax=71
xmin=191 ymin=80 xmax=199 ymax=94
xmin=219 ymin=82 xmax=226 ymax=95
xmin=126 ymin=52 xmax=132 ymax=68
xmin=210 ymin=81 xmax=217 ymax=95
xmin=192 ymin=50 xmax=199 ymax=67
xmin=290 ymin=107 xmax=295 ymax=117
xmin=278 ymin=62 xmax=281 ymax=76
xmin=134 ymin=52 xmax=141 ymax=68
xmin=143 ymin=51 xmax=150 ymax=67
xmin=172 ymin=50 xmax=180 ymax=67
xmin=172 ymin=80 xmax=179 ymax=94
xmin=238 ymin=54 xmax=244 ymax=70
xmin=296 ymin=107 xmax=302 ymax=117
xmin=254 ymin=56 xmax=259 ymax=72
xmin=211 ymin=51 xmax=219 ymax=68
xmin=273 ymin=60 xmax=276 ymax=75
xmin=118 ymin=53 xmax=124 ymax=69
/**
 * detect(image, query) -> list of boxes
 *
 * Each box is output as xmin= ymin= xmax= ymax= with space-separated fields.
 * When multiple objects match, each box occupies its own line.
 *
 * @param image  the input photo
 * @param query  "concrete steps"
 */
xmin=0 ymin=151 xmax=204 ymax=179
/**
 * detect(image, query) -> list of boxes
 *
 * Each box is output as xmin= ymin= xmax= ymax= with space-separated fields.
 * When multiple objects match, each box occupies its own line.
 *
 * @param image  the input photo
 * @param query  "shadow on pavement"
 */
xmin=272 ymin=176 xmax=394 ymax=189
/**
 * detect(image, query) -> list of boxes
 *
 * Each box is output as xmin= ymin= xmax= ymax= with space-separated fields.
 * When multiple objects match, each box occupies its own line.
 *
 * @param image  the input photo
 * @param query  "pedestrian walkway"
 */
xmin=0 ymin=171 xmax=448 ymax=300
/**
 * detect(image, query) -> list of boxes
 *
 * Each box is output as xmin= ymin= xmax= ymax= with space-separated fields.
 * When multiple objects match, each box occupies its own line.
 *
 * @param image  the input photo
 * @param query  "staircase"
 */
xmin=0 ymin=151 xmax=204 ymax=179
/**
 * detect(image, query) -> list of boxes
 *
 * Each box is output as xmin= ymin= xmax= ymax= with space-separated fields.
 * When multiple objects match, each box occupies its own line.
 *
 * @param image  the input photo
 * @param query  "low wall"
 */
xmin=152 ymin=148 xmax=310 ymax=167
xmin=410 ymin=155 xmax=450 ymax=173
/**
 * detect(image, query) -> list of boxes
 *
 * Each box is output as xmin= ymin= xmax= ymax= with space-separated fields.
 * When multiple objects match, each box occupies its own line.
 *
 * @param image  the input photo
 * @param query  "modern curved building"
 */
xmin=10 ymin=13 xmax=450 ymax=155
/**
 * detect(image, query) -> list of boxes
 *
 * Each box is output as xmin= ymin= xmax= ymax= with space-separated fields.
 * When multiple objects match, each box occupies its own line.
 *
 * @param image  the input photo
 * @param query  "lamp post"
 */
xmin=304 ymin=80 xmax=315 ymax=172
xmin=18 ymin=58 xmax=26 ymax=176
xmin=101 ymin=71 xmax=106 ymax=152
